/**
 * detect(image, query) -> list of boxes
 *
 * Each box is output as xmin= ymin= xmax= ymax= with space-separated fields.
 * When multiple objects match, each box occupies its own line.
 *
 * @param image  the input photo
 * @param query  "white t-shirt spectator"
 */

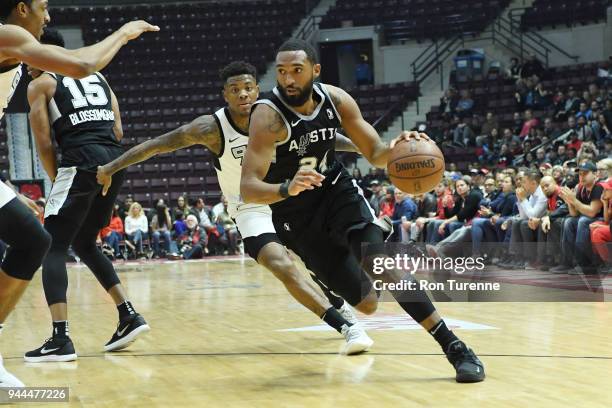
xmin=517 ymin=186 xmax=547 ymax=219
xmin=124 ymin=214 xmax=149 ymax=235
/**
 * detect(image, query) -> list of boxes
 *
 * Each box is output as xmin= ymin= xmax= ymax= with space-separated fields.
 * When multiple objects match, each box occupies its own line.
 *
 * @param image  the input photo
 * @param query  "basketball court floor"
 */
xmin=2 ymin=257 xmax=611 ymax=407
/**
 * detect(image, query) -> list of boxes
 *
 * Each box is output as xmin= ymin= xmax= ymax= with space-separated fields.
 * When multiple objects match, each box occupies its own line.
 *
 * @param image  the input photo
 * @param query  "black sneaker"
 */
xmin=104 ymin=314 xmax=150 ymax=352
xmin=446 ymin=340 xmax=485 ymax=383
xmin=24 ymin=337 xmax=77 ymax=362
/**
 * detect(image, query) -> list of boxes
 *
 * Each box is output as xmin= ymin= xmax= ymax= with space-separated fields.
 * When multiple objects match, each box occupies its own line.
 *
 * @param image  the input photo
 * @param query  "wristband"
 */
xmin=279 ymin=180 xmax=291 ymax=198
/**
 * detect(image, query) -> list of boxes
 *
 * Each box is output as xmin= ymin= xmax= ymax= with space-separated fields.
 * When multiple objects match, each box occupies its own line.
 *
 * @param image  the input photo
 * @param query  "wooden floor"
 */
xmin=2 ymin=257 xmax=611 ymax=407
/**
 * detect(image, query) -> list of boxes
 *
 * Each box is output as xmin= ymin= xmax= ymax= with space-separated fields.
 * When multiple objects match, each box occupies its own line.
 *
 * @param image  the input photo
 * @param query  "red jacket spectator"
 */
xmin=101 ymin=215 xmax=123 ymax=238
xmin=437 ymin=189 xmax=455 ymax=219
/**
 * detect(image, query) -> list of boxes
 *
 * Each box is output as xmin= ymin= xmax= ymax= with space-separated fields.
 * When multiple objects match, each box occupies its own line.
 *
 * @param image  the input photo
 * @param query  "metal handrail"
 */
xmin=372 ymin=95 xmax=410 ymax=131
xmin=296 ymin=14 xmax=325 ymax=40
xmin=507 ymin=8 xmax=579 ymax=62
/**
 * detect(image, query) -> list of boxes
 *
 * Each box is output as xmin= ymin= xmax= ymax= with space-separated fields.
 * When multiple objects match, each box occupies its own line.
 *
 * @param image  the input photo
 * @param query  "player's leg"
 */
xmin=245 ymin=233 xmax=372 ymax=354
xmin=349 ymin=223 xmax=485 ymax=382
xmin=75 ymin=170 xmax=149 ymax=352
xmin=24 ymin=169 xmax=92 ymax=363
xmin=0 ymin=194 xmax=52 ymax=386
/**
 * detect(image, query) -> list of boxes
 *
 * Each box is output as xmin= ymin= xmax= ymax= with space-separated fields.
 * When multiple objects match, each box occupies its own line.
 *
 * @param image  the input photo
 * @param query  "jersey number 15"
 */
xmin=63 ymin=75 xmax=109 ymax=109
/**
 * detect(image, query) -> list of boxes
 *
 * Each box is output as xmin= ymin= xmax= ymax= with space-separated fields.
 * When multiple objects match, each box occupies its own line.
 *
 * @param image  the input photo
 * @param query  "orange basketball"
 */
xmin=387 ymin=138 xmax=445 ymax=194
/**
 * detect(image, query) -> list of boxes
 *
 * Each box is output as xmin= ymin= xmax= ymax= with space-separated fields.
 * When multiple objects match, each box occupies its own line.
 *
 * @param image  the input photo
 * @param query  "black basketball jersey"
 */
xmin=252 ymin=82 xmax=343 ymax=213
xmin=46 ymin=72 xmax=120 ymax=153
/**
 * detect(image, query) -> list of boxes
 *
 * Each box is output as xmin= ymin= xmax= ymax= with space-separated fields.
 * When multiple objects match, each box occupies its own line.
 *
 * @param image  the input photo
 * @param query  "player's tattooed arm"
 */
xmin=27 ymin=75 xmax=58 ymax=181
xmin=97 ymin=115 xmax=221 ymax=194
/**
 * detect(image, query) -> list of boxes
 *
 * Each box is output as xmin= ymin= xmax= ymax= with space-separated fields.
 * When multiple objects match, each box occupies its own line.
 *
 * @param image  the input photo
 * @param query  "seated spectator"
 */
xmin=389 ymin=189 xmax=417 ymax=242
xmin=553 ymin=162 xmax=605 ymax=274
xmin=124 ymin=202 xmax=149 ymax=257
xmin=519 ymin=110 xmax=539 ymax=138
xmin=215 ymin=197 xmax=239 ymax=255
xmin=429 ymin=176 xmax=483 ymax=243
xmin=566 ymin=130 xmax=583 ymax=152
xmin=593 ymin=112 xmax=611 ymax=142
xmin=590 ymin=178 xmax=612 ymax=274
xmin=455 ymin=90 xmax=474 ymax=116
xmin=362 ymin=167 xmax=378 ymax=186
xmin=554 ymin=87 xmax=581 ymax=120
xmin=118 ymin=194 xmax=133 ymax=221
xmin=542 ymin=117 xmax=557 ymax=138
xmin=499 ymin=170 xmax=547 ymax=269
xmin=405 ymin=190 xmax=438 ymax=243
xmin=352 ymin=168 xmax=364 ymax=188
xmin=596 ymin=158 xmax=612 ymax=180
xmin=506 ymin=57 xmax=521 ymax=81
xmin=439 ymin=87 xmax=459 ymax=117
xmin=577 ymin=142 xmax=599 ymax=163
xmin=496 ymin=144 xmax=514 ymax=168
xmin=452 ymin=116 xmax=475 ymax=147
xmin=175 ymin=215 xmax=206 ymax=260
xmin=194 ymin=198 xmax=215 ymax=232
xmin=173 ymin=210 xmax=188 ymax=237
xmin=173 ymin=195 xmax=190 ymax=220
xmin=575 ymin=116 xmax=593 ymax=140
xmin=575 ymin=102 xmax=593 ymax=121
xmin=512 ymin=112 xmax=524 ymax=135
xmin=480 ymin=112 xmax=499 ymax=138
xmin=520 ymin=54 xmax=545 ymax=82
xmin=100 ymin=204 xmax=124 ymax=260
xmin=471 ymin=175 xmax=518 ymax=259
xmin=211 ymin=195 xmax=226 ymax=220
xmin=368 ymin=180 xmax=383 ymax=217
xmin=379 ymin=186 xmax=395 ymax=219
xmin=533 ymin=176 xmax=569 ymax=270
xmin=151 ymin=199 xmax=173 ymax=258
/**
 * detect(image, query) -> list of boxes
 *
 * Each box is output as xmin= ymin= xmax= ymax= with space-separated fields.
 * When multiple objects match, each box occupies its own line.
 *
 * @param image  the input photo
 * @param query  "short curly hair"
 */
xmin=219 ymin=61 xmax=257 ymax=84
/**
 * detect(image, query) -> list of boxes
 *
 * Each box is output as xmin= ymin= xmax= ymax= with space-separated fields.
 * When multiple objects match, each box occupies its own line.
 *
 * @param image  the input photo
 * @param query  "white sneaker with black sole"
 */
xmin=0 ymin=353 xmax=24 ymax=388
xmin=340 ymin=324 xmax=374 ymax=355
xmin=24 ymin=337 xmax=77 ymax=363
xmin=104 ymin=313 xmax=150 ymax=352
xmin=338 ymin=301 xmax=359 ymax=325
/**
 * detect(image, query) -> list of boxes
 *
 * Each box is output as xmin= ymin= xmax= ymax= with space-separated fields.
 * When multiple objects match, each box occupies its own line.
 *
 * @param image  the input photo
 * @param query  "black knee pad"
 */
xmin=2 ymin=208 xmax=51 ymax=281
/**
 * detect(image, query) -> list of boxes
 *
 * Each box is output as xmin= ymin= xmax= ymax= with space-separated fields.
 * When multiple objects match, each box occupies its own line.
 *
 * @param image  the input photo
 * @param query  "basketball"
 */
xmin=387 ymin=138 xmax=445 ymax=194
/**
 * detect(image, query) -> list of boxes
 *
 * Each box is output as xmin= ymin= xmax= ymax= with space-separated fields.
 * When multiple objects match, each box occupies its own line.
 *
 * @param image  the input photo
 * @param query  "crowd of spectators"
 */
xmin=427 ymin=56 xmax=612 ymax=172
xmin=97 ymin=195 xmax=240 ymax=261
xmin=353 ymin=157 xmax=612 ymax=275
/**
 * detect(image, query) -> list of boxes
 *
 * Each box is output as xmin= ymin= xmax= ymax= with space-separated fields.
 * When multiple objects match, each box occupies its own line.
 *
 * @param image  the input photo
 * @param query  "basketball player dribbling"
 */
xmin=97 ymin=61 xmax=373 ymax=354
xmin=0 ymin=0 xmax=157 ymax=387
xmin=240 ymin=39 xmax=485 ymax=382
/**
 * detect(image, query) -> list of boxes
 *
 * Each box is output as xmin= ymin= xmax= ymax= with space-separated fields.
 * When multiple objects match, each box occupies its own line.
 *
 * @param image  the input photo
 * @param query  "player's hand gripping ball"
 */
xmin=387 ymin=131 xmax=445 ymax=194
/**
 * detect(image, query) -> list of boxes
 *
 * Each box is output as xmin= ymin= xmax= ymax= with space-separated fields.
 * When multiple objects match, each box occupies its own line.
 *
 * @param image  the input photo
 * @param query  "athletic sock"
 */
xmin=328 ymin=295 xmax=344 ymax=310
xmin=117 ymin=300 xmax=136 ymax=320
xmin=53 ymin=321 xmax=69 ymax=339
xmin=321 ymin=307 xmax=352 ymax=333
xmin=428 ymin=320 xmax=459 ymax=351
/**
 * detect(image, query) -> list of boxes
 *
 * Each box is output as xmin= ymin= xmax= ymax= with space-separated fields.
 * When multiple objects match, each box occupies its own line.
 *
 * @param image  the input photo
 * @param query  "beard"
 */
xmin=277 ymin=79 xmax=314 ymax=107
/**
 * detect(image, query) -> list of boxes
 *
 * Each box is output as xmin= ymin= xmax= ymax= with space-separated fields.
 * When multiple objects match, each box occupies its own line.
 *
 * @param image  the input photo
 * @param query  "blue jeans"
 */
xmin=470 ymin=218 xmax=500 ymax=255
xmin=561 ymin=216 xmax=600 ymax=266
xmin=104 ymin=231 xmax=121 ymax=256
xmin=427 ymin=220 xmax=464 ymax=243
xmin=127 ymin=230 xmax=148 ymax=253
xmin=152 ymin=230 xmax=172 ymax=256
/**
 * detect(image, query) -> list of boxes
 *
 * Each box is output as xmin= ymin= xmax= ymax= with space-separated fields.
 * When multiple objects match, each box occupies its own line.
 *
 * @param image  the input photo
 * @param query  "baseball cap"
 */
xmin=578 ymin=161 xmax=597 ymax=172
xmin=370 ymin=179 xmax=380 ymax=186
